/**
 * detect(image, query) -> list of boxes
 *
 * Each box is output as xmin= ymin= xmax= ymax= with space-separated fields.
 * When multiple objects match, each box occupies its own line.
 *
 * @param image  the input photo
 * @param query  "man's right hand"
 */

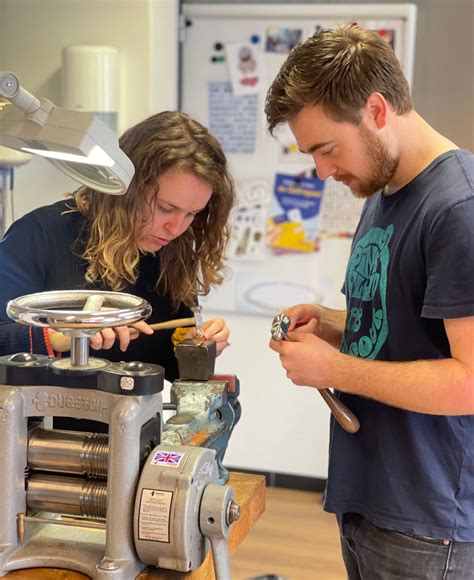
xmin=282 ymin=303 xmax=346 ymax=349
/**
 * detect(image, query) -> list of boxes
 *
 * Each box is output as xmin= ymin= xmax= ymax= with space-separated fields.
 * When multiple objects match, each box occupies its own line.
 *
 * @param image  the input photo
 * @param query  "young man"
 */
xmin=266 ymin=24 xmax=474 ymax=579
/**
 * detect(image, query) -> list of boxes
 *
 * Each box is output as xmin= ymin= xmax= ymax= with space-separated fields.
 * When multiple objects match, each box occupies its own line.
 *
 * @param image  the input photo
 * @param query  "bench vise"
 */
xmin=164 ymin=338 xmax=241 ymax=484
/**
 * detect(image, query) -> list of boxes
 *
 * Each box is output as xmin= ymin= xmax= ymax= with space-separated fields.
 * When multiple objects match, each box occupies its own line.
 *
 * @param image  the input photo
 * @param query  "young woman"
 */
xmin=0 ymin=111 xmax=235 ymax=382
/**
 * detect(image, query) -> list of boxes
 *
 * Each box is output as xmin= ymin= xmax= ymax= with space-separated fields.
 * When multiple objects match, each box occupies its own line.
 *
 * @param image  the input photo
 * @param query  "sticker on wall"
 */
xmin=376 ymin=28 xmax=396 ymax=49
xmin=359 ymin=19 xmax=404 ymax=57
xmin=265 ymin=26 xmax=303 ymax=53
xmin=271 ymin=123 xmax=308 ymax=165
xmin=268 ymin=173 xmax=324 ymax=253
xmin=228 ymin=179 xmax=271 ymax=262
xmin=225 ymin=41 xmax=265 ymax=96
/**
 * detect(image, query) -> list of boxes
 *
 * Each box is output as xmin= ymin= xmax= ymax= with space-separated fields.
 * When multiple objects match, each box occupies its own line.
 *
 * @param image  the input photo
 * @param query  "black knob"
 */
xmin=122 ymin=361 xmax=149 ymax=373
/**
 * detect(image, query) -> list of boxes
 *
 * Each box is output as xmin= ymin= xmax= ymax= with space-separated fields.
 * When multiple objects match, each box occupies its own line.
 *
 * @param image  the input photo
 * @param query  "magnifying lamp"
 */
xmin=0 ymin=71 xmax=134 ymax=195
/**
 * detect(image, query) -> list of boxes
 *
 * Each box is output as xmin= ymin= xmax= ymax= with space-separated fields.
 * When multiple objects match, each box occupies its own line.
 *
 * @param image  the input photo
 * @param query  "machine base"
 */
xmin=0 ymin=524 xmax=145 ymax=579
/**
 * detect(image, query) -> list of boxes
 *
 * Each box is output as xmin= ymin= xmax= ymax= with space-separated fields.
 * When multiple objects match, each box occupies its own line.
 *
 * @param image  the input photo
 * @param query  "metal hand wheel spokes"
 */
xmin=7 ymin=290 xmax=151 ymax=367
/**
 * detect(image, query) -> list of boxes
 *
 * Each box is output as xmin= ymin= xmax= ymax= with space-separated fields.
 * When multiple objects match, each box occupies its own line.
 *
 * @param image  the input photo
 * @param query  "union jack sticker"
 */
xmin=151 ymin=450 xmax=184 ymax=467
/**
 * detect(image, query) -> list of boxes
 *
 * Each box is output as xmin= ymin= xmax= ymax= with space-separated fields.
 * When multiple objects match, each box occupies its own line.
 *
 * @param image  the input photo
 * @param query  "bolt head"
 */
xmin=228 ymin=500 xmax=240 ymax=524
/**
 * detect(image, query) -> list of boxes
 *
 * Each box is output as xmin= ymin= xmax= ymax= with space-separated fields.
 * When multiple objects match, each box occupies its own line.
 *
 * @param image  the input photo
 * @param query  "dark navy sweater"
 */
xmin=0 ymin=199 xmax=192 ymax=383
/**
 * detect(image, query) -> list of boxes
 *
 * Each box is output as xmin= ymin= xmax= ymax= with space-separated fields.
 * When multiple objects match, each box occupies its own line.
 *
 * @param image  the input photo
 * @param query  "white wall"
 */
xmin=1 ymin=0 xmax=180 ymax=131
xmin=210 ymin=240 xmax=351 ymax=477
xmin=1 ymin=0 xmax=179 ymax=225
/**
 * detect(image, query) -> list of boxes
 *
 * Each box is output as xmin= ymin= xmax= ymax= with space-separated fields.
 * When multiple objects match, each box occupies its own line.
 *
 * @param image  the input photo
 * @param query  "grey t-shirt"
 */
xmin=324 ymin=149 xmax=474 ymax=541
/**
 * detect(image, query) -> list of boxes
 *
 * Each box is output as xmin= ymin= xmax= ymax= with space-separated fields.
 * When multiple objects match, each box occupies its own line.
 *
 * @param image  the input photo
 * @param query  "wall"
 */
xmin=411 ymin=0 xmax=473 ymax=150
xmin=0 ymin=0 xmax=473 ymax=478
xmin=184 ymin=0 xmax=474 ymax=478
xmin=180 ymin=0 xmax=474 ymax=152
xmin=0 ymin=0 xmax=179 ymax=222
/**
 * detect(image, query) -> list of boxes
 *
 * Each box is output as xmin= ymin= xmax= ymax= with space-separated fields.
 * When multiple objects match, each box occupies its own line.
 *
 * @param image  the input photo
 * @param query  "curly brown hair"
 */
xmin=72 ymin=111 xmax=235 ymax=309
xmin=265 ymin=24 xmax=413 ymax=133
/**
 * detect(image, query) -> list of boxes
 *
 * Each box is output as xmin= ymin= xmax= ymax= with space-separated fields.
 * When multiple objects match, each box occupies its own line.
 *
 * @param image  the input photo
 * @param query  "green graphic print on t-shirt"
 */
xmin=341 ymin=225 xmax=393 ymax=359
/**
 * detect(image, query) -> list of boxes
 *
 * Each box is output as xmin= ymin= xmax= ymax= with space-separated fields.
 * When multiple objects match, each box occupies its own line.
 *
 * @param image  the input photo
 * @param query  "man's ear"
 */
xmin=364 ymin=92 xmax=389 ymax=129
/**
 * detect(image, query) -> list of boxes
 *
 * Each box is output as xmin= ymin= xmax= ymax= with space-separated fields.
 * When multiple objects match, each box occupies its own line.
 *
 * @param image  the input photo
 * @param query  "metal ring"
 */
xmin=271 ymin=313 xmax=291 ymax=341
xmin=7 ymin=290 xmax=151 ymax=331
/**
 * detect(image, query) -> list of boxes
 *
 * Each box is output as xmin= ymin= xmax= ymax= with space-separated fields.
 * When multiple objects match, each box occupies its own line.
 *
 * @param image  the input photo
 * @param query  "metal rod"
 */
xmin=83 ymin=295 xmax=105 ymax=311
xmin=70 ymin=294 xmax=106 ymax=366
xmin=70 ymin=335 xmax=89 ymax=367
xmin=18 ymin=513 xmax=106 ymax=531
xmin=46 ymin=315 xmax=196 ymax=352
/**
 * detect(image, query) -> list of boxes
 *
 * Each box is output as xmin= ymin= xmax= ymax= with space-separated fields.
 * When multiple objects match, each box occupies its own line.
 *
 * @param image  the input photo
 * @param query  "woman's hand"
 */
xmin=49 ymin=320 xmax=154 ymax=353
xmin=89 ymin=320 xmax=154 ymax=352
xmin=191 ymin=317 xmax=230 ymax=356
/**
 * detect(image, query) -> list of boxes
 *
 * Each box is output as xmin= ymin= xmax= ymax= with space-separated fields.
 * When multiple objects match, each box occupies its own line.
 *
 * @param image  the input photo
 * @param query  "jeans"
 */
xmin=339 ymin=513 xmax=474 ymax=579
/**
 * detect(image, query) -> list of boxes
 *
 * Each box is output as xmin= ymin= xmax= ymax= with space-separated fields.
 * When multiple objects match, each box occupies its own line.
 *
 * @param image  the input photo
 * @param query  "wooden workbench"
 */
xmin=5 ymin=472 xmax=266 ymax=580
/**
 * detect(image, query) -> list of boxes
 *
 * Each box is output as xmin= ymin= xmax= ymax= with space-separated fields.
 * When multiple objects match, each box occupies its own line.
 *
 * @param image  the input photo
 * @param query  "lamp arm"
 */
xmin=0 ymin=70 xmax=134 ymax=194
xmin=0 ymin=71 xmax=54 ymax=126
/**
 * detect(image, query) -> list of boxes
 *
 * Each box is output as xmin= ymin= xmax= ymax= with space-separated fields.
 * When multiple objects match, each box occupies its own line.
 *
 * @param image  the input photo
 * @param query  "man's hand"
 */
xmin=269 ymin=330 xmax=341 ymax=389
xmin=283 ymin=303 xmax=346 ymax=348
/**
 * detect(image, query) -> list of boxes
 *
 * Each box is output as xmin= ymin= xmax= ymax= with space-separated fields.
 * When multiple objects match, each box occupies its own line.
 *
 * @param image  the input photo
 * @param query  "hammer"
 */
xmin=129 ymin=316 xmax=196 ymax=335
xmin=271 ymin=313 xmax=360 ymax=434
xmin=129 ymin=305 xmax=203 ymax=335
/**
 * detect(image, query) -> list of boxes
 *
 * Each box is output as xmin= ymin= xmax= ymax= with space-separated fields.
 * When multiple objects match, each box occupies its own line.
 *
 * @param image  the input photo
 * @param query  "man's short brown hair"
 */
xmin=265 ymin=24 xmax=413 ymax=133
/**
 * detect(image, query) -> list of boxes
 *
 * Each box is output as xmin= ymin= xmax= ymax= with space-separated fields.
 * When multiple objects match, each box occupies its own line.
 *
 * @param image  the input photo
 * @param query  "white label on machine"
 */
xmin=138 ymin=488 xmax=173 ymax=542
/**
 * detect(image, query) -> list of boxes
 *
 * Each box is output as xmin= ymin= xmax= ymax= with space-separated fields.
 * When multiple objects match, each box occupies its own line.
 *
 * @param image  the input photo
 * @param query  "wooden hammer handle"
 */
xmin=129 ymin=316 xmax=196 ymax=335
xmin=318 ymin=388 xmax=360 ymax=433
xmin=49 ymin=316 xmax=197 ymax=351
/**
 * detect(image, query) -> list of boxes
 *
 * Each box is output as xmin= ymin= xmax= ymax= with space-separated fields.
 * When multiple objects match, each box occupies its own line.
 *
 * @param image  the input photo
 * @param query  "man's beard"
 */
xmin=339 ymin=124 xmax=399 ymax=199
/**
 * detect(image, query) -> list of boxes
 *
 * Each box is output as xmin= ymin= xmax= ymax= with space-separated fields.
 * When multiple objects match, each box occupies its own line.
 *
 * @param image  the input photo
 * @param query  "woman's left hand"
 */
xmin=192 ymin=317 xmax=230 ymax=356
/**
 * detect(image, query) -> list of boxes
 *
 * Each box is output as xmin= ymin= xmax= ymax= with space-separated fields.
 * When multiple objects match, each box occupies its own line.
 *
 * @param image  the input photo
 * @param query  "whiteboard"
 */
xmin=180 ymin=3 xmax=417 ymax=316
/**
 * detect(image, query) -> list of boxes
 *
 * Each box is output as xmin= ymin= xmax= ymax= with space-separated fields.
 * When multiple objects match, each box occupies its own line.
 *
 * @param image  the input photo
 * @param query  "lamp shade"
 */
xmin=0 ymin=71 xmax=134 ymax=195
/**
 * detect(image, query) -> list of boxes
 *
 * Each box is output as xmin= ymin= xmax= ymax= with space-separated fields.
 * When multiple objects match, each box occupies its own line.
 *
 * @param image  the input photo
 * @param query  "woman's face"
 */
xmin=139 ymin=169 xmax=213 ymax=253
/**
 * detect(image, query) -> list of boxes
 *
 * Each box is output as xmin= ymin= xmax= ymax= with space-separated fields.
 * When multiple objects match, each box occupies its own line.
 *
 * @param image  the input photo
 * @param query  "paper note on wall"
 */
xmin=225 ymin=42 xmax=265 ymax=96
xmin=319 ymin=178 xmax=366 ymax=237
xmin=208 ymin=81 xmax=257 ymax=154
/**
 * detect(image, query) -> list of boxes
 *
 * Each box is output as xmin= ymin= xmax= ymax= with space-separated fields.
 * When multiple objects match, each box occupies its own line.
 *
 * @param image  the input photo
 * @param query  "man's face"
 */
xmin=289 ymin=105 xmax=398 ymax=198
